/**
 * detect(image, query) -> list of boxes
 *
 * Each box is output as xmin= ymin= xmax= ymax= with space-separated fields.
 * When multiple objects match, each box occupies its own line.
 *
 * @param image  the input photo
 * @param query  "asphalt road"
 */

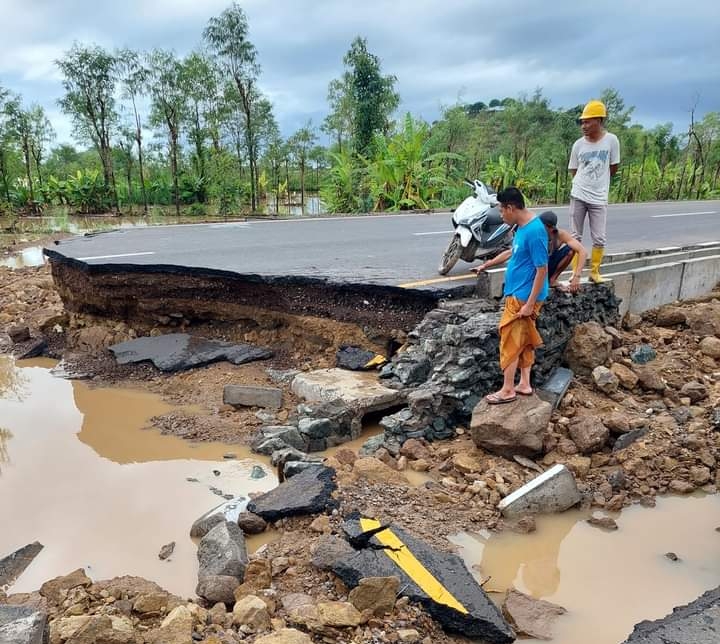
xmin=46 ymin=200 xmax=720 ymax=289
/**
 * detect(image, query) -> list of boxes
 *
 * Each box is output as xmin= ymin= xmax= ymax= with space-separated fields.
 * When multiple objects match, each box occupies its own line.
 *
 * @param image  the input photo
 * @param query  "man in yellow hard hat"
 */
xmin=568 ymin=100 xmax=620 ymax=282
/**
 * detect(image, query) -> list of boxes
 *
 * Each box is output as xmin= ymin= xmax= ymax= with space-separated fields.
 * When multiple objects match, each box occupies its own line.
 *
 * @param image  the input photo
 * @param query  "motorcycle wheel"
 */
xmin=438 ymin=235 xmax=462 ymax=275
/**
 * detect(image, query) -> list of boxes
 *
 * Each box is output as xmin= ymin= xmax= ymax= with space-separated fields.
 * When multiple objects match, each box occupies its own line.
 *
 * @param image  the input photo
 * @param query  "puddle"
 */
xmin=452 ymin=495 xmax=720 ymax=643
xmin=0 ymin=246 xmax=47 ymax=269
xmin=0 ymin=357 xmax=277 ymax=597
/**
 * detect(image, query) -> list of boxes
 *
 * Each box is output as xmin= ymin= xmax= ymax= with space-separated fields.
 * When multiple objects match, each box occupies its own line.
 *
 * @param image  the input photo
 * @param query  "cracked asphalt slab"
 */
xmin=43 ymin=201 xmax=720 ymax=294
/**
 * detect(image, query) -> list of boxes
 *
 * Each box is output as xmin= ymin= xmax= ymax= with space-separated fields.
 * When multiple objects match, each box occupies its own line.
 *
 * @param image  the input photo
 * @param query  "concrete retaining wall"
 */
xmin=628 ymin=263 xmax=685 ymax=313
xmin=679 ymin=255 xmax=720 ymax=300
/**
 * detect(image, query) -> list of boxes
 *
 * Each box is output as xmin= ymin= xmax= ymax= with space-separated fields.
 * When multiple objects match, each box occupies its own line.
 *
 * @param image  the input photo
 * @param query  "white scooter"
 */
xmin=437 ymin=179 xmax=515 ymax=275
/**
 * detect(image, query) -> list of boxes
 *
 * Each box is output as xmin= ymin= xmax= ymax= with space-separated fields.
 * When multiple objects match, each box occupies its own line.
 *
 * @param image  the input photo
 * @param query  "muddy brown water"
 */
xmin=0 ymin=356 xmax=277 ymax=597
xmin=452 ymin=494 xmax=720 ymax=643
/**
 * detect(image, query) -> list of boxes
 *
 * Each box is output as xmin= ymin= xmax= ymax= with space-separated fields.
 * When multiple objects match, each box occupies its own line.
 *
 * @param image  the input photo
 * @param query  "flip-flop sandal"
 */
xmin=486 ymin=393 xmax=517 ymax=405
xmin=516 ymin=389 xmax=534 ymax=396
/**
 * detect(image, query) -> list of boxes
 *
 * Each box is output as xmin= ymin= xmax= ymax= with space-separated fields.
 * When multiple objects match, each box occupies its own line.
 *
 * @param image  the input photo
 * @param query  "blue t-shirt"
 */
xmin=503 ymin=217 xmax=549 ymax=302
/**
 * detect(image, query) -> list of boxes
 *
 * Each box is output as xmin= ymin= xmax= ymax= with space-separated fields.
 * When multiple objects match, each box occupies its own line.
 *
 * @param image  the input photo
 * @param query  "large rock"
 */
xmin=681 ymin=381 xmax=708 ymax=403
xmin=232 ymin=595 xmax=271 ymax=631
xmin=39 ymin=569 xmax=91 ymax=607
xmin=190 ymin=497 xmax=248 ymax=539
xmin=287 ymin=602 xmax=363 ymax=631
xmin=246 ymin=465 xmax=337 ymax=522
xmin=237 ymin=512 xmax=267 ymax=535
xmin=63 ymin=615 xmax=133 ymax=644
xmin=195 ymin=575 xmax=240 ymax=605
xmin=0 ymin=605 xmax=48 ymax=644
xmin=636 ymin=366 xmax=666 ymax=392
xmin=502 ymin=589 xmax=566 ymax=640
xmin=569 ymin=417 xmax=610 ymax=454
xmin=470 ymin=395 xmax=552 ymax=459
xmin=291 ymin=368 xmax=402 ymax=413
xmin=252 ymin=426 xmax=308 ymax=454
xmin=699 ymin=336 xmax=720 ymax=359
xmin=0 ymin=542 xmax=43 ymax=588
xmin=623 ymin=586 xmax=720 ymax=643
xmin=348 ymin=576 xmax=400 ymax=616
xmin=655 ymin=306 xmax=687 ymax=327
xmin=109 ymin=333 xmax=272 ymax=372
xmin=611 ymin=362 xmax=639 ymax=389
xmin=352 ymin=457 xmax=408 ymax=486
xmin=147 ymin=606 xmax=193 ymax=644
xmin=197 ymin=521 xmax=248 ymax=580
xmin=592 ymin=366 xmax=619 ymax=394
xmin=224 ymin=385 xmax=283 ymax=410
xmin=563 ymin=322 xmax=612 ymax=375
xmin=254 ymin=628 xmax=313 ymax=644
xmin=333 ymin=517 xmax=515 ymax=642
xmin=498 ymin=464 xmax=581 ymax=517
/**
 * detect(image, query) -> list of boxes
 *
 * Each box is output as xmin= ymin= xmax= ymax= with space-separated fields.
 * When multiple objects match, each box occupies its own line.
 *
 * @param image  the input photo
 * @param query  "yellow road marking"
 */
xmin=398 ymin=274 xmax=478 ymax=288
xmin=359 ymin=518 xmax=468 ymax=614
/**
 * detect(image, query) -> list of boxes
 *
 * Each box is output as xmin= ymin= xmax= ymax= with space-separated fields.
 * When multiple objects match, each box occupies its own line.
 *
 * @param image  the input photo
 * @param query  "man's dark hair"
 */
xmin=497 ymin=186 xmax=525 ymax=210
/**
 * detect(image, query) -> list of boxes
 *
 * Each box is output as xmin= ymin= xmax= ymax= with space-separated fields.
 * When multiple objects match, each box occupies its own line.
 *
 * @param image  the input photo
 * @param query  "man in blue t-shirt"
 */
xmin=486 ymin=187 xmax=548 ymax=404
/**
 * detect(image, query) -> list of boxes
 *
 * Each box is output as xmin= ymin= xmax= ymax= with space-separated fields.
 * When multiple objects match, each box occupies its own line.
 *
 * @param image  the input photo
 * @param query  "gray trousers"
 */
xmin=569 ymin=197 xmax=607 ymax=248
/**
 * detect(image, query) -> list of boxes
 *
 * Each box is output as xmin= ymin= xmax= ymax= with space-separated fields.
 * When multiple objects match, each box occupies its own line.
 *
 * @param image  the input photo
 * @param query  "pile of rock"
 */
xmin=376 ymin=285 xmax=619 ymax=449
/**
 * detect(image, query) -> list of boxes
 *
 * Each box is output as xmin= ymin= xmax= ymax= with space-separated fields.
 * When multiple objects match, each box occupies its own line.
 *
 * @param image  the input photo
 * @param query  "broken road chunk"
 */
xmin=332 ymin=515 xmax=515 ymax=642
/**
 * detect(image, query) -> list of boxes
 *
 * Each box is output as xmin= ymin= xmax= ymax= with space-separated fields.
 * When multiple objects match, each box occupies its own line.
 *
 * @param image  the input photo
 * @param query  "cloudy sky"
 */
xmin=1 ymin=0 xmax=718 ymax=144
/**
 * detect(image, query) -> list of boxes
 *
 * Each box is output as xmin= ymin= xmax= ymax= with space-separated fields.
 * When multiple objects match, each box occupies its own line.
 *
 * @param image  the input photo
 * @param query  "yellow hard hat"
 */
xmin=580 ymin=100 xmax=607 ymax=120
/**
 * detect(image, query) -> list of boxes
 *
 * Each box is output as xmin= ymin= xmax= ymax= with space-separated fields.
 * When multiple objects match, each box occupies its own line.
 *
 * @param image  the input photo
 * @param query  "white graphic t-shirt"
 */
xmin=568 ymin=132 xmax=620 ymax=205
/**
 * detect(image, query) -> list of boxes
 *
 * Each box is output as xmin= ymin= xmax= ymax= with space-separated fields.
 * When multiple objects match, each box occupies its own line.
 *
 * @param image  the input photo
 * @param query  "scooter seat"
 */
xmin=482 ymin=207 xmax=504 ymax=231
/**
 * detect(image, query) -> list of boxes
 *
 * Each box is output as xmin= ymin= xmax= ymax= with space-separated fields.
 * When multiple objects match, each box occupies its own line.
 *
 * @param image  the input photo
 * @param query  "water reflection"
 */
xmin=0 ymin=246 xmax=47 ymax=269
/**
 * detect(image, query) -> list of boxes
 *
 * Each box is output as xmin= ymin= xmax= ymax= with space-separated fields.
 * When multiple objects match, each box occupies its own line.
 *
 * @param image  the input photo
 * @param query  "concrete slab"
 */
xmin=679 ymin=255 xmax=720 ymax=300
xmin=498 ymin=464 xmax=581 ymax=517
xmin=291 ymin=368 xmax=403 ymax=412
xmin=628 ymin=263 xmax=684 ymax=313
xmin=223 ymin=385 xmax=283 ymax=410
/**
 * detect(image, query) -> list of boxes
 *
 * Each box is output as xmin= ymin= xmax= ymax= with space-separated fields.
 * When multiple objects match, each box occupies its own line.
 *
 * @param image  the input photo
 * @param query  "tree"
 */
xmin=115 ymin=124 xmax=136 ymax=209
xmin=341 ymin=37 xmax=399 ymax=155
xmin=56 ymin=43 xmax=119 ymax=212
xmin=288 ymin=122 xmax=316 ymax=212
xmin=147 ymin=49 xmax=188 ymax=217
xmin=0 ymin=86 xmax=13 ymax=203
xmin=204 ymin=3 xmax=264 ymax=211
xmin=117 ymin=48 xmax=150 ymax=214
xmin=182 ymin=51 xmax=222 ymax=196
xmin=322 ymin=76 xmax=353 ymax=152
xmin=5 ymin=97 xmax=37 ymax=210
xmin=28 ymin=105 xmax=54 ymax=187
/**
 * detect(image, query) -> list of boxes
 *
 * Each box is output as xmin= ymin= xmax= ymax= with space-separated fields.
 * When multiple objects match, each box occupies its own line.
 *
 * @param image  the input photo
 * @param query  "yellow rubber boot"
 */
xmin=589 ymin=246 xmax=606 ymax=283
